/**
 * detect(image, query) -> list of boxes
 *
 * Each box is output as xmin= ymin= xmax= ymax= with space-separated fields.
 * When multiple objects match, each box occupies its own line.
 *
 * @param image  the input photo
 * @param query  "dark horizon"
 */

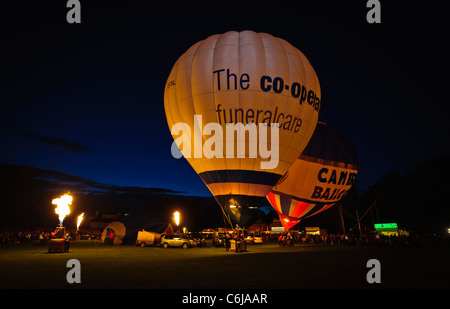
xmin=1 ymin=154 xmax=448 ymax=234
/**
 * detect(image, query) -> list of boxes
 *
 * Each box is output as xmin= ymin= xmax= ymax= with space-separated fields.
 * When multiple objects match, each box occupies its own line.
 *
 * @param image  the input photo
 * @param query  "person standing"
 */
xmin=108 ymin=231 xmax=115 ymax=245
xmin=225 ymin=234 xmax=230 ymax=251
xmin=64 ymin=233 xmax=72 ymax=253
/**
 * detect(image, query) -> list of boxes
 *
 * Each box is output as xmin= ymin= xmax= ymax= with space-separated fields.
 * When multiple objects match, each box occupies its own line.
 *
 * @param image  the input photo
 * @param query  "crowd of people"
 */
xmin=1 ymin=227 xmax=449 ymax=251
xmin=0 ymin=229 xmax=101 ymax=246
xmin=268 ymin=231 xmax=450 ymax=250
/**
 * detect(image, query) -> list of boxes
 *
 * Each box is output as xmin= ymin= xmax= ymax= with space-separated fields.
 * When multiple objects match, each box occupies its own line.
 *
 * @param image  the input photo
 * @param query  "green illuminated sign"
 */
xmin=374 ymin=223 xmax=398 ymax=230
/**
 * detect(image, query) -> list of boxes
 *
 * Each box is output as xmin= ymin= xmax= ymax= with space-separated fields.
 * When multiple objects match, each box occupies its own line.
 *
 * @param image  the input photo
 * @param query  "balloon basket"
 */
xmin=47 ymin=226 xmax=66 ymax=253
xmin=230 ymin=239 xmax=247 ymax=253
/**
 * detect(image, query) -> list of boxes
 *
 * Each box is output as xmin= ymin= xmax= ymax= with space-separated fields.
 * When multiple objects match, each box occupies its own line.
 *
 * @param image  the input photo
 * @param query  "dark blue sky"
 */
xmin=1 ymin=1 xmax=448 ymax=197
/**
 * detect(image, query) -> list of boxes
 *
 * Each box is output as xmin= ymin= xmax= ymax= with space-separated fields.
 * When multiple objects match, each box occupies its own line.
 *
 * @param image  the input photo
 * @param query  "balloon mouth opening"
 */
xmin=278 ymin=213 xmax=301 ymax=230
xmin=214 ymin=195 xmax=269 ymax=228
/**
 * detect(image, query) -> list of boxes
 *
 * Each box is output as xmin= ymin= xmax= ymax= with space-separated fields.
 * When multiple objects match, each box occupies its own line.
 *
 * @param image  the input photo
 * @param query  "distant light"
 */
xmin=229 ymin=205 xmax=237 ymax=208
xmin=447 ymin=228 xmax=450 ymax=234
xmin=374 ymin=223 xmax=398 ymax=230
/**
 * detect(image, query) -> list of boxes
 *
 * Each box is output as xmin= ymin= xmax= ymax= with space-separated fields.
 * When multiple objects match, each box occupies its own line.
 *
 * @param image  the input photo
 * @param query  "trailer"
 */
xmin=135 ymin=230 xmax=160 ymax=247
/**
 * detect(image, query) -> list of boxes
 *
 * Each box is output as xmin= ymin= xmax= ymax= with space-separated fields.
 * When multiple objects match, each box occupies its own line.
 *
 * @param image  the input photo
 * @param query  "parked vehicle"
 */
xmin=214 ymin=232 xmax=228 ymax=247
xmin=245 ymin=234 xmax=254 ymax=244
xmin=160 ymin=234 xmax=195 ymax=249
xmin=186 ymin=232 xmax=205 ymax=247
xmin=253 ymin=234 xmax=263 ymax=244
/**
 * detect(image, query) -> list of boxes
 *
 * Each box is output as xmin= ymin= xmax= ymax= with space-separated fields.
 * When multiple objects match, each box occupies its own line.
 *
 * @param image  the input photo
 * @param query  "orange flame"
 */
xmin=174 ymin=211 xmax=180 ymax=226
xmin=77 ymin=212 xmax=84 ymax=229
xmin=52 ymin=193 xmax=72 ymax=226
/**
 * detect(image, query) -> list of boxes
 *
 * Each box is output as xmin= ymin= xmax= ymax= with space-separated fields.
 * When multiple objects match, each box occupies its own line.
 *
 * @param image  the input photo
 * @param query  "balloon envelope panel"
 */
xmin=267 ymin=192 xmax=334 ymax=230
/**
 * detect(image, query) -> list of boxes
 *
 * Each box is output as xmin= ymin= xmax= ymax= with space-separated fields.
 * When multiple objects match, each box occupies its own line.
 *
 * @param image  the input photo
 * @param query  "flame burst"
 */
xmin=52 ymin=193 xmax=72 ymax=226
xmin=77 ymin=212 xmax=84 ymax=229
xmin=174 ymin=211 xmax=180 ymax=226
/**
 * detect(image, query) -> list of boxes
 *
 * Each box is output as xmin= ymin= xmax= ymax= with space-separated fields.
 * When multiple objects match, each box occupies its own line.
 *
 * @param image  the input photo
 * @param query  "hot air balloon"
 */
xmin=164 ymin=31 xmax=321 ymax=227
xmin=267 ymin=122 xmax=358 ymax=230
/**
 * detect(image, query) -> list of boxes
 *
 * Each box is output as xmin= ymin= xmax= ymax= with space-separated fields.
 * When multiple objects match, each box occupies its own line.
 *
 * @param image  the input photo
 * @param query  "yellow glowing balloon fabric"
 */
xmin=267 ymin=122 xmax=358 ymax=230
xmin=164 ymin=31 xmax=321 ymax=227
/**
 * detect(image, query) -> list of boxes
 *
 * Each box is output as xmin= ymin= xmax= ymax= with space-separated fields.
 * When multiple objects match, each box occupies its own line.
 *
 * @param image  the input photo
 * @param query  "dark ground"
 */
xmin=1 ymin=240 xmax=449 ymax=289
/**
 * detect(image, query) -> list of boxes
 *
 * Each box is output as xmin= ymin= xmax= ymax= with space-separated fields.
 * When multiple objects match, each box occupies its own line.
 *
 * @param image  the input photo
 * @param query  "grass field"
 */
xmin=1 ymin=240 xmax=449 ymax=289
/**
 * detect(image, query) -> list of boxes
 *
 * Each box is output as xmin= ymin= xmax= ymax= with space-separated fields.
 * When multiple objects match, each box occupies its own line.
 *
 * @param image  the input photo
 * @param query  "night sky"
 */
xmin=1 ymin=1 xmax=448 ymax=197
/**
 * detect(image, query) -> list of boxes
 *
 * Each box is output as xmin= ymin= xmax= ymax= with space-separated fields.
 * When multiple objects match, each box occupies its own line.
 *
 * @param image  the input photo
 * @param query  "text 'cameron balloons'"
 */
xmin=267 ymin=122 xmax=358 ymax=230
xmin=164 ymin=31 xmax=321 ymax=227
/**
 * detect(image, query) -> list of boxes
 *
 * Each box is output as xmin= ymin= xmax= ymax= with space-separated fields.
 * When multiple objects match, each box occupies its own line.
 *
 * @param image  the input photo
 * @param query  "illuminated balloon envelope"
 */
xmin=267 ymin=122 xmax=358 ymax=230
xmin=164 ymin=31 xmax=321 ymax=227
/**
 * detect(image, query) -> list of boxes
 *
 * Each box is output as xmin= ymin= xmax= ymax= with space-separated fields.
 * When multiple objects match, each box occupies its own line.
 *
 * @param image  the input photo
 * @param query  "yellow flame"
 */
xmin=77 ymin=212 xmax=84 ymax=229
xmin=52 ymin=193 xmax=72 ymax=226
xmin=174 ymin=211 xmax=180 ymax=226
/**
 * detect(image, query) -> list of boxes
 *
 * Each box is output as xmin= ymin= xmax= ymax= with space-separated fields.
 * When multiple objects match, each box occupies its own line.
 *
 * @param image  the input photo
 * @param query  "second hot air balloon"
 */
xmin=267 ymin=122 xmax=358 ymax=230
xmin=164 ymin=31 xmax=321 ymax=227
